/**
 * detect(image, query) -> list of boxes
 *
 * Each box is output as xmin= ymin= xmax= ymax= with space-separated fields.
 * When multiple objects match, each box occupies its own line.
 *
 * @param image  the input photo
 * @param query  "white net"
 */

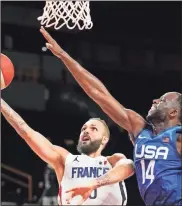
xmin=37 ymin=1 xmax=93 ymax=30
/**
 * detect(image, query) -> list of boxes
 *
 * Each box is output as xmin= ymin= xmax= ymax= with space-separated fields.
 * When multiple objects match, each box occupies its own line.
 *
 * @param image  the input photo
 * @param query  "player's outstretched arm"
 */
xmin=65 ymin=155 xmax=134 ymax=204
xmin=95 ymin=157 xmax=134 ymax=186
xmin=40 ymin=27 xmax=145 ymax=137
xmin=1 ymin=98 xmax=69 ymax=169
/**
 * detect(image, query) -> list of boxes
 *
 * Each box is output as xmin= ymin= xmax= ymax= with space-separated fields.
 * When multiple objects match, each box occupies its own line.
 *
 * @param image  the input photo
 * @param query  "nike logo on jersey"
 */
xmin=72 ymin=167 xmax=109 ymax=178
xmin=135 ymin=144 xmax=169 ymax=159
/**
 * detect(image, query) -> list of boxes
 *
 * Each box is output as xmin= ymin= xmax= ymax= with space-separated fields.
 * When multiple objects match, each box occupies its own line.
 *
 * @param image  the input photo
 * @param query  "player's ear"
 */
xmin=169 ymin=108 xmax=178 ymax=118
xmin=102 ymin=135 xmax=109 ymax=145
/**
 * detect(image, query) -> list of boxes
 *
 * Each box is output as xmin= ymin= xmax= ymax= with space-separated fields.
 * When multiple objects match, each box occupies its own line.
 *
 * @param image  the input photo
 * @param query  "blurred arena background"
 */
xmin=1 ymin=1 xmax=181 ymax=205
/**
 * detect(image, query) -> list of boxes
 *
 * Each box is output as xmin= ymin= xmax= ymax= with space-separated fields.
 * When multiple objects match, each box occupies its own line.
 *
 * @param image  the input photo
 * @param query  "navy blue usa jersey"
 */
xmin=134 ymin=126 xmax=182 ymax=206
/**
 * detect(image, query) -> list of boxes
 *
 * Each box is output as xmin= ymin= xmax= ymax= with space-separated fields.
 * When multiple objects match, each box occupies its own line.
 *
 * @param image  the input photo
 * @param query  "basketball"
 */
xmin=0 ymin=53 xmax=15 ymax=90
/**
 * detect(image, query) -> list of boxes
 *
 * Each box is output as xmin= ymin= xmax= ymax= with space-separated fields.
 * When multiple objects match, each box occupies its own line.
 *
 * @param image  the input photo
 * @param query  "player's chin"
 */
xmin=147 ymin=107 xmax=156 ymax=116
xmin=147 ymin=110 xmax=152 ymax=117
xmin=146 ymin=110 xmax=154 ymax=120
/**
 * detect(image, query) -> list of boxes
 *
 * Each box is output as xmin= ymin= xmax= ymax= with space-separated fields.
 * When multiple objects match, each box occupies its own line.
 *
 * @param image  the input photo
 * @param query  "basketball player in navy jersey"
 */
xmin=40 ymin=27 xmax=182 ymax=206
xmin=1 ymin=98 xmax=134 ymax=205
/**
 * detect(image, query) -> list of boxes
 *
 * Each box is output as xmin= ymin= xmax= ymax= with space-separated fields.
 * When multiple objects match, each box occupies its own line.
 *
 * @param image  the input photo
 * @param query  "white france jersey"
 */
xmin=58 ymin=154 xmax=127 ymax=205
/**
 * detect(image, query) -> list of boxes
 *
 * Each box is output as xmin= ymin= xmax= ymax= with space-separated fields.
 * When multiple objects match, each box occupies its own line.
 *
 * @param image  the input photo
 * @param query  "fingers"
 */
xmin=78 ymin=198 xmax=85 ymax=205
xmin=65 ymin=191 xmax=75 ymax=204
xmin=80 ymin=193 xmax=90 ymax=205
xmin=65 ymin=188 xmax=75 ymax=193
xmin=65 ymin=187 xmax=81 ymax=193
xmin=67 ymin=195 xmax=85 ymax=205
xmin=45 ymin=43 xmax=53 ymax=49
xmin=40 ymin=26 xmax=55 ymax=44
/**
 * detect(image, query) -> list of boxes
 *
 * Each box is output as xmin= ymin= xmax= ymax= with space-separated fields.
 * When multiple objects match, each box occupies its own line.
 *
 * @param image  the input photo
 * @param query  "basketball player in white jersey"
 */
xmin=1 ymin=98 xmax=134 ymax=205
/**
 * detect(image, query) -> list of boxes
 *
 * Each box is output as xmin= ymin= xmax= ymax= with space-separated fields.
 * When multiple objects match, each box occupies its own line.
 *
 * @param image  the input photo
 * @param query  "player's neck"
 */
xmin=153 ymin=120 xmax=180 ymax=134
xmin=87 ymin=150 xmax=102 ymax=158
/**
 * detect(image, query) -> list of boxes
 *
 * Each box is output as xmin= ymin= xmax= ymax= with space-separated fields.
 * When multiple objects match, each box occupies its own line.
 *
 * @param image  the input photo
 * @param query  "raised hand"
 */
xmin=65 ymin=182 xmax=96 ymax=205
xmin=40 ymin=26 xmax=64 ymax=58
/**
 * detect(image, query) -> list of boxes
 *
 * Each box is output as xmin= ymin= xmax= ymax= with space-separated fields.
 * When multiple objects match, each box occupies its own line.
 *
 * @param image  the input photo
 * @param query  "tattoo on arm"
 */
xmin=1 ymin=99 xmax=29 ymax=137
xmin=96 ymin=174 xmax=110 ymax=187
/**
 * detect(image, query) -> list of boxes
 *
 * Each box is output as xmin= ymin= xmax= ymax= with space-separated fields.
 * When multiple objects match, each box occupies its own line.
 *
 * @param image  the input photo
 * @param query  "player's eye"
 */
xmin=81 ymin=127 xmax=86 ymax=131
xmin=92 ymin=127 xmax=98 ymax=131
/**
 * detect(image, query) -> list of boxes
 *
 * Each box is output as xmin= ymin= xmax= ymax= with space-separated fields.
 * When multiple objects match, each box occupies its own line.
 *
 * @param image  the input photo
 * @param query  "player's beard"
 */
xmin=77 ymin=139 xmax=102 ymax=155
xmin=146 ymin=109 xmax=167 ymax=124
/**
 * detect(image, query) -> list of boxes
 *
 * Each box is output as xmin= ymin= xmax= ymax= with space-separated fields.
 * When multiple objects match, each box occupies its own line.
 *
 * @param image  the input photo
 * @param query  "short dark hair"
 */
xmin=177 ymin=93 xmax=182 ymax=123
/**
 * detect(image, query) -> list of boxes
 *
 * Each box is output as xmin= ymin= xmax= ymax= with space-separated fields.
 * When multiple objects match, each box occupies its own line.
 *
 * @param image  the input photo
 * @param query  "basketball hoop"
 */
xmin=37 ymin=1 xmax=93 ymax=30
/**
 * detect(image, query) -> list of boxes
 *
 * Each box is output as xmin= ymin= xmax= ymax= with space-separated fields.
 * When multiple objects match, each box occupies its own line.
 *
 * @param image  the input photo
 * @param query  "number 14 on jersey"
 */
xmin=140 ymin=160 xmax=155 ymax=184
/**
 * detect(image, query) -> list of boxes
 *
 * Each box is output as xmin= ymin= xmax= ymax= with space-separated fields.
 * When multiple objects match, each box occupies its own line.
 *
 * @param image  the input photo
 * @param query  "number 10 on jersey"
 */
xmin=140 ymin=160 xmax=155 ymax=184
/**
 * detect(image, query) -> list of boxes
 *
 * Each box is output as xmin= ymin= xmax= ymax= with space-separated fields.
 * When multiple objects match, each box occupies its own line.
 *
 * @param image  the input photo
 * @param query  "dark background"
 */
xmin=1 ymin=1 xmax=181 ymax=205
